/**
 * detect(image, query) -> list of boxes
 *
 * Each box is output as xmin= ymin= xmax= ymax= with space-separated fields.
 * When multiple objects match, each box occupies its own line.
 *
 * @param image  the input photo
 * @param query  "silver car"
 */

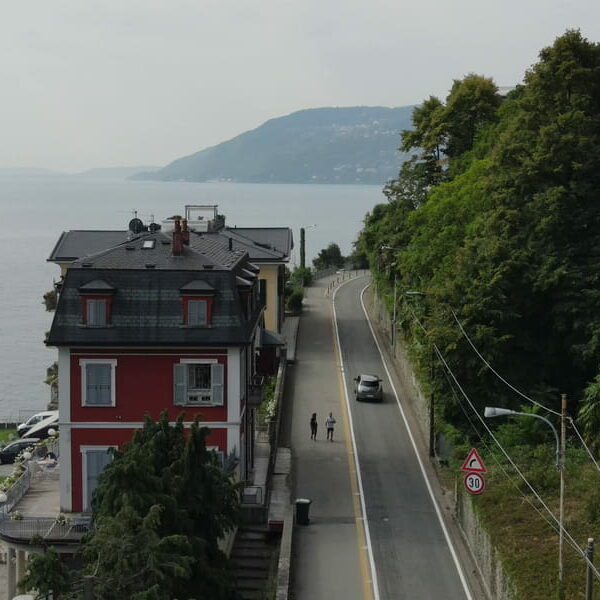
xmin=353 ymin=374 xmax=383 ymax=402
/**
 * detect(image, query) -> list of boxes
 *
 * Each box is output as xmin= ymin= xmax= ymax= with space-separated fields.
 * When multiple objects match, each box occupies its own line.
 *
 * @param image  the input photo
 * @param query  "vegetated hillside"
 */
xmin=132 ymin=106 xmax=415 ymax=185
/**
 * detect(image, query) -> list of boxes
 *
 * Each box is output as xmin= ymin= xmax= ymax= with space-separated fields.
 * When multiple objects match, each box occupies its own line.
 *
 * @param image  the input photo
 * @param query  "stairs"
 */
xmin=230 ymin=528 xmax=279 ymax=600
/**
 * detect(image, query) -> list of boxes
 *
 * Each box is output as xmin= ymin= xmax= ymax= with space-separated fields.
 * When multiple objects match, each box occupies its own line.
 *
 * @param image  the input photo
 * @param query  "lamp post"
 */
xmin=485 ymin=400 xmax=566 ymax=597
xmin=380 ymin=246 xmax=401 ymax=351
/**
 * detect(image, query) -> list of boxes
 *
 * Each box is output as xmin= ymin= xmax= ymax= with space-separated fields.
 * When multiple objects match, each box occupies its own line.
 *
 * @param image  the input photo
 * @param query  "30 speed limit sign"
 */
xmin=464 ymin=472 xmax=486 ymax=495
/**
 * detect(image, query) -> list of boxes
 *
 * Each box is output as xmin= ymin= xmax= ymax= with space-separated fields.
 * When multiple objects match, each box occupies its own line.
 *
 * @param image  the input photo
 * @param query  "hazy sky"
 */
xmin=2 ymin=0 xmax=599 ymax=172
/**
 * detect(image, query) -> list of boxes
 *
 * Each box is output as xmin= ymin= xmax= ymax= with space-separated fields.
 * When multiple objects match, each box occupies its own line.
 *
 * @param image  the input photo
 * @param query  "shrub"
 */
xmin=286 ymin=289 xmax=304 ymax=313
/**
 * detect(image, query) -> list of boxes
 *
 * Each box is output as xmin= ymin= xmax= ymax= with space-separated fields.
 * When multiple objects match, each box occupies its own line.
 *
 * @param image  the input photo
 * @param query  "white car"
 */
xmin=17 ymin=411 xmax=57 ymax=437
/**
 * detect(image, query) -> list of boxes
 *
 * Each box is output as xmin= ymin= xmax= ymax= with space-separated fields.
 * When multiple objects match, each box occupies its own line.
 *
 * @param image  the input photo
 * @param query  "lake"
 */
xmin=0 ymin=177 xmax=384 ymax=421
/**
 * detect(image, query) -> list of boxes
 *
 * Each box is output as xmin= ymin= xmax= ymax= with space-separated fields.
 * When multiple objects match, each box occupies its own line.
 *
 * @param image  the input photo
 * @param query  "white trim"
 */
xmin=66 ymin=420 xmax=241 ymax=429
xmin=58 ymin=348 xmax=72 ymax=512
xmin=79 ymin=359 xmax=117 ymax=407
xmin=227 ymin=347 xmax=241 ymax=427
xmin=81 ymin=445 xmax=115 ymax=512
xmin=179 ymin=358 xmax=218 ymax=364
xmin=71 ymin=350 xmax=228 ymax=356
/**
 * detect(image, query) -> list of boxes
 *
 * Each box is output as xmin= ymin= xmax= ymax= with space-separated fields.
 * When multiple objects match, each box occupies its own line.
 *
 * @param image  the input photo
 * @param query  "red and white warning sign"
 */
xmin=461 ymin=448 xmax=487 ymax=473
xmin=464 ymin=472 xmax=486 ymax=495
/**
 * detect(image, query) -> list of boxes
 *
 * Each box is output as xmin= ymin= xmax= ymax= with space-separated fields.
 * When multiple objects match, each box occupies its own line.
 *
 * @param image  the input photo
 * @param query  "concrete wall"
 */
xmin=368 ymin=287 xmax=518 ymax=600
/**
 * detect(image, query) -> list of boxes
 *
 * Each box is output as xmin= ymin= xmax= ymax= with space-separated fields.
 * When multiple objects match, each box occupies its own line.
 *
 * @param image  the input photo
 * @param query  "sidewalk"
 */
xmin=280 ymin=272 xmax=366 ymax=600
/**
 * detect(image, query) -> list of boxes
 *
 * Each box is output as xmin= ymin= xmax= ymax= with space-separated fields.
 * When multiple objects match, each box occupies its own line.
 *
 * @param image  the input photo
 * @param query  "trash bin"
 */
xmin=295 ymin=498 xmax=312 ymax=525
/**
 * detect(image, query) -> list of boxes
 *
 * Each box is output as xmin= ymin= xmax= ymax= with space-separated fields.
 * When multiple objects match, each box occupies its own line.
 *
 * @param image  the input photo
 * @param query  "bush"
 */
xmin=286 ymin=289 xmax=304 ymax=313
xmin=291 ymin=267 xmax=313 ymax=287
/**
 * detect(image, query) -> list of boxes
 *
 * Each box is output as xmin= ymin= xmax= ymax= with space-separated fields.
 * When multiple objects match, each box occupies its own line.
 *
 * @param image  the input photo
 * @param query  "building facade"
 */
xmin=47 ymin=220 xmax=264 ymax=513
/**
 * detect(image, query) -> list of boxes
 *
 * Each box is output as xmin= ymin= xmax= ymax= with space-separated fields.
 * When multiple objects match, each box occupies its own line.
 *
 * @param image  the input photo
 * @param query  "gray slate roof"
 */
xmin=47 ymin=233 xmax=262 ymax=347
xmin=48 ymin=226 xmax=293 ymax=264
xmin=48 ymin=230 xmax=131 ymax=262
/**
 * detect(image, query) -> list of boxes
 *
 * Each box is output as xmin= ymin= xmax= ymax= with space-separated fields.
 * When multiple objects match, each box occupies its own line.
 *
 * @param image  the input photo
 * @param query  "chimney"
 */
xmin=172 ymin=219 xmax=183 ymax=256
xmin=181 ymin=219 xmax=190 ymax=246
xmin=228 ymin=237 xmax=233 ymax=251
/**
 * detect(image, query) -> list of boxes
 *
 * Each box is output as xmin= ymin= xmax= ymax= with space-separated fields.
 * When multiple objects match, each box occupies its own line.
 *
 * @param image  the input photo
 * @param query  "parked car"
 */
xmin=0 ymin=438 xmax=40 ymax=464
xmin=17 ymin=411 xmax=57 ymax=437
xmin=353 ymin=374 xmax=383 ymax=402
xmin=22 ymin=414 xmax=58 ymax=440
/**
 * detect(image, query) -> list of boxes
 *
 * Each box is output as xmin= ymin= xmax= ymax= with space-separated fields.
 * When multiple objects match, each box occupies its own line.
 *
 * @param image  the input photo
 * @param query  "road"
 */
xmin=334 ymin=276 xmax=473 ymax=599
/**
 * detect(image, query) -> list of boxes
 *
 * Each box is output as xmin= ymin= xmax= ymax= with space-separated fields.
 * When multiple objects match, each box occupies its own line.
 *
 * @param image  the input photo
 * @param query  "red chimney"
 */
xmin=172 ymin=219 xmax=183 ymax=256
xmin=182 ymin=219 xmax=190 ymax=246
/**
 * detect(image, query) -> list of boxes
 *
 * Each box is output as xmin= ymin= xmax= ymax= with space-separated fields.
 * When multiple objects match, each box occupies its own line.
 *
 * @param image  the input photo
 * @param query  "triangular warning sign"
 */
xmin=461 ymin=448 xmax=487 ymax=473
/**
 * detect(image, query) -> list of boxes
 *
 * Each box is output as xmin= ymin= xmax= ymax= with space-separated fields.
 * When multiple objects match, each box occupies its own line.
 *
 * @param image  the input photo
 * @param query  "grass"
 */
xmin=0 ymin=429 xmax=18 ymax=444
xmin=457 ymin=447 xmax=600 ymax=600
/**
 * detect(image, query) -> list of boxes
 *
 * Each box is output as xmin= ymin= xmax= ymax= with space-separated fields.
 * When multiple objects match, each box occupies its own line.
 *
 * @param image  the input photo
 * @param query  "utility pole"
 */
xmin=429 ymin=344 xmax=435 ymax=457
xmin=559 ymin=393 xmax=567 ymax=599
xmin=392 ymin=273 xmax=397 ymax=354
xmin=300 ymin=228 xmax=306 ymax=269
xmin=586 ymin=538 xmax=594 ymax=600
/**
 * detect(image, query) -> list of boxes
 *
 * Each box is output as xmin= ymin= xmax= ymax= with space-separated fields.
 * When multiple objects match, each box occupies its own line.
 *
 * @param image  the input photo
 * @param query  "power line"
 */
xmin=450 ymin=308 xmax=600 ymax=475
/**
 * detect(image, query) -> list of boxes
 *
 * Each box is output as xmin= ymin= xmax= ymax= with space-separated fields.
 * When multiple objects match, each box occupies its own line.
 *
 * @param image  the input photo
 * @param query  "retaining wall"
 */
xmin=368 ymin=287 xmax=518 ymax=600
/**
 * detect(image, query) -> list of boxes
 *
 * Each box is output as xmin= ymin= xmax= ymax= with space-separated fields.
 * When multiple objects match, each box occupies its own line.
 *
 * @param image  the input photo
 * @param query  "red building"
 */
xmin=47 ymin=219 xmax=264 ymax=513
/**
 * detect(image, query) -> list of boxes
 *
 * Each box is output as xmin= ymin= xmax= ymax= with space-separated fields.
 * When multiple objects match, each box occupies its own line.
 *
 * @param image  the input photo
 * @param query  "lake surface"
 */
xmin=0 ymin=177 xmax=384 ymax=421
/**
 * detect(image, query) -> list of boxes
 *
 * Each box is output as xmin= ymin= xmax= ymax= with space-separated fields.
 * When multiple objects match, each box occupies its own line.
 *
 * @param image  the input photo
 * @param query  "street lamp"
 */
xmin=380 ymin=246 xmax=402 ymax=350
xmin=484 ymin=406 xmax=559 ymax=468
xmin=484 ymin=400 xmax=567 ymax=596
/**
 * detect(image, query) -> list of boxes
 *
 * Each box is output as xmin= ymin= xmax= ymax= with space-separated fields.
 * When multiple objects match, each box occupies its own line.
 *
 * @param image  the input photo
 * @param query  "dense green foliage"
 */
xmin=313 ymin=243 xmax=345 ymax=270
xmin=357 ymin=30 xmax=600 ymax=449
xmin=133 ymin=106 xmax=414 ymax=185
xmin=24 ymin=413 xmax=241 ymax=600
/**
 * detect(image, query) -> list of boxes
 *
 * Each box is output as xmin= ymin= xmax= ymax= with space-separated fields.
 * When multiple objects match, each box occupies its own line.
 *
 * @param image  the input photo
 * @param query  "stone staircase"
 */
xmin=230 ymin=528 xmax=279 ymax=600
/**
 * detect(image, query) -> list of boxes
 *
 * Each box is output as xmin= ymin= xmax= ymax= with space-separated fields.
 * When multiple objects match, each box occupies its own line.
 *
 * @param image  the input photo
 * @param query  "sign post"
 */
xmin=461 ymin=448 xmax=487 ymax=495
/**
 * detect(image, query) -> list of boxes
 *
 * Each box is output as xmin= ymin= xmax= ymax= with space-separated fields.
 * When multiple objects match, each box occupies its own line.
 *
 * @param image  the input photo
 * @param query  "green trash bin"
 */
xmin=296 ymin=498 xmax=312 ymax=525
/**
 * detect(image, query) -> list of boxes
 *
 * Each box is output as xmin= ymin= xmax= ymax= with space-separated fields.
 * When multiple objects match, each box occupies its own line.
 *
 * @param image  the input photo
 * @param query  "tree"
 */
xmin=313 ymin=243 xmax=345 ymax=270
xmin=578 ymin=374 xmax=600 ymax=456
xmin=25 ymin=413 xmax=241 ymax=600
xmin=20 ymin=546 xmax=72 ymax=600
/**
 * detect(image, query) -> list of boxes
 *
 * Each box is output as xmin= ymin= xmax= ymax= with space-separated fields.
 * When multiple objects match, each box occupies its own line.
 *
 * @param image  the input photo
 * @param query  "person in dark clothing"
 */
xmin=310 ymin=413 xmax=318 ymax=440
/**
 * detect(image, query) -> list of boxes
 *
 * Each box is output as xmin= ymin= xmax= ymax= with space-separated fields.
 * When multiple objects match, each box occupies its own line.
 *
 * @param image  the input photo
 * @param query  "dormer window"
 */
xmin=87 ymin=299 xmax=107 ymax=326
xmin=188 ymin=299 xmax=208 ymax=325
xmin=180 ymin=280 xmax=216 ymax=327
xmin=78 ymin=280 xmax=115 ymax=327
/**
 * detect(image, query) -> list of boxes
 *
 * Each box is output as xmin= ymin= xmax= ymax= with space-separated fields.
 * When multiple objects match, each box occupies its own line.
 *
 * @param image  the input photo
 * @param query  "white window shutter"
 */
xmin=211 ymin=363 xmax=224 ymax=405
xmin=174 ymin=364 xmax=187 ymax=405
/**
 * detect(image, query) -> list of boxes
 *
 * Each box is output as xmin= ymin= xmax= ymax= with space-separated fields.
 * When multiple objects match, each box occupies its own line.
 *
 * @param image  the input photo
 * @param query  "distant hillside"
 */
xmin=73 ymin=166 xmax=161 ymax=179
xmin=133 ymin=106 xmax=415 ymax=185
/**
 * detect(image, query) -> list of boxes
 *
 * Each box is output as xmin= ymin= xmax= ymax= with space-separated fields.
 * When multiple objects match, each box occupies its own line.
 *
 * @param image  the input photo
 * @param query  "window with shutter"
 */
xmin=173 ymin=361 xmax=225 ymax=406
xmin=80 ymin=359 xmax=117 ymax=407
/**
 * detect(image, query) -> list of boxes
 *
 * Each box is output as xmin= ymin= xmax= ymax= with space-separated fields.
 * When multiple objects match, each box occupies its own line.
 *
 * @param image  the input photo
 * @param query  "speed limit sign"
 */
xmin=464 ymin=472 xmax=486 ymax=495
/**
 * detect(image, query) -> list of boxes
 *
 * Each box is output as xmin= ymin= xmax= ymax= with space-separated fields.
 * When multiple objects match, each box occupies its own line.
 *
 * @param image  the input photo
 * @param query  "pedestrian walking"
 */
xmin=310 ymin=413 xmax=318 ymax=440
xmin=325 ymin=412 xmax=336 ymax=441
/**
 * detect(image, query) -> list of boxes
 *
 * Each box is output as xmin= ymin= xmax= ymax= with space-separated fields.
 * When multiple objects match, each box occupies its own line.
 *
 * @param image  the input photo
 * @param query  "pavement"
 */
xmin=279 ymin=271 xmax=368 ymax=600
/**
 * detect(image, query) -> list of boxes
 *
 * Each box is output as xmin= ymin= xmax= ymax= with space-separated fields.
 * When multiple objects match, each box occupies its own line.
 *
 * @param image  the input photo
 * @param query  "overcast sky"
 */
xmin=2 ymin=0 xmax=599 ymax=172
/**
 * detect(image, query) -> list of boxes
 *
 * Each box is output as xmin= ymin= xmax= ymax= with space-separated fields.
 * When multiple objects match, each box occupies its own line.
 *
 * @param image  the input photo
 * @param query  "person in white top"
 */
xmin=325 ymin=412 xmax=336 ymax=441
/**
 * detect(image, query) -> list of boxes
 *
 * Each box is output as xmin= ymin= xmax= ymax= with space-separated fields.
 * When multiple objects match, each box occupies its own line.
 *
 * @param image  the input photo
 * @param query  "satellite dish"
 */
xmin=129 ymin=218 xmax=144 ymax=234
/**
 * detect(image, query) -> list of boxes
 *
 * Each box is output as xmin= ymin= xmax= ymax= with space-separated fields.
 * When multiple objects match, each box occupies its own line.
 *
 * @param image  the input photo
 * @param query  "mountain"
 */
xmin=73 ymin=166 xmax=161 ymax=179
xmin=0 ymin=167 xmax=66 ymax=178
xmin=133 ymin=106 xmax=415 ymax=185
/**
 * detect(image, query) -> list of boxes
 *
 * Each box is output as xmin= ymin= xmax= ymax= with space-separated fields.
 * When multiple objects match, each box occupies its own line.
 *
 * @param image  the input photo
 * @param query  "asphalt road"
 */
xmin=334 ymin=276 xmax=473 ymax=600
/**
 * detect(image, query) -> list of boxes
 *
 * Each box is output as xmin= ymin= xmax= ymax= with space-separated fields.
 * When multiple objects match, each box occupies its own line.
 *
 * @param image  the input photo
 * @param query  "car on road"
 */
xmin=353 ymin=374 xmax=383 ymax=402
xmin=0 ymin=438 xmax=40 ymax=464
xmin=17 ymin=411 xmax=57 ymax=437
